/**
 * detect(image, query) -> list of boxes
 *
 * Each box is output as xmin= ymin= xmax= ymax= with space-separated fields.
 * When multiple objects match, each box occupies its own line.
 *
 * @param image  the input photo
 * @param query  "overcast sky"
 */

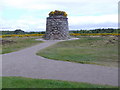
xmin=0 ymin=0 xmax=118 ymax=31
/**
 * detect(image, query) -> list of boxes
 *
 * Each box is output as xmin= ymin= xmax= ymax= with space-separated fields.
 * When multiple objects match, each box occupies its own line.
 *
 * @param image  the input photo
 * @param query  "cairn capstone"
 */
xmin=45 ymin=10 xmax=69 ymax=40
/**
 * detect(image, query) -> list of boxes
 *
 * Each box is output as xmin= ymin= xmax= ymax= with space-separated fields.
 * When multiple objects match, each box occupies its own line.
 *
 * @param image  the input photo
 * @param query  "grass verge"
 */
xmin=1 ymin=37 xmax=43 ymax=54
xmin=2 ymin=76 xmax=117 ymax=88
xmin=37 ymin=36 xmax=118 ymax=67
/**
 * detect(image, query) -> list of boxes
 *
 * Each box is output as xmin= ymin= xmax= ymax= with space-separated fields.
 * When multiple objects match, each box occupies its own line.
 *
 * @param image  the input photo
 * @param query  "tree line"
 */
xmin=1 ymin=29 xmax=45 ymax=35
xmin=70 ymin=28 xmax=119 ymax=33
xmin=1 ymin=28 xmax=120 ymax=35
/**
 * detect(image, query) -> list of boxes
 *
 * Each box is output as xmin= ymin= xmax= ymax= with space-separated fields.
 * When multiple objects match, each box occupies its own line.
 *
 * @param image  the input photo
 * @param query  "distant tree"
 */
xmin=28 ymin=32 xmax=36 ymax=34
xmin=14 ymin=29 xmax=25 ymax=34
xmin=40 ymin=31 xmax=45 ymax=34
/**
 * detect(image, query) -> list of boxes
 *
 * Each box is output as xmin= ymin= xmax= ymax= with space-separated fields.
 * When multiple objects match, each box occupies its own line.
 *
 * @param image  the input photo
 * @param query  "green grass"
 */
xmin=1 ymin=37 xmax=43 ymax=54
xmin=37 ymin=36 xmax=118 ymax=67
xmin=0 ymin=77 xmax=2 ymax=89
xmin=2 ymin=77 xmax=117 ymax=88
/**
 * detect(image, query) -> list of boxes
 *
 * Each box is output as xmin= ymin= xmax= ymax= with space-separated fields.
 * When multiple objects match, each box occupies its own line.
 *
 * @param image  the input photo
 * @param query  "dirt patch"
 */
xmin=105 ymin=37 xmax=118 ymax=45
xmin=0 ymin=40 xmax=16 ymax=45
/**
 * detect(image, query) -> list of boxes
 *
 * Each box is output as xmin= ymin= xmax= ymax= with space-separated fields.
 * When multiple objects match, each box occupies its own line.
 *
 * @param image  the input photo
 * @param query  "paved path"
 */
xmin=2 ymin=40 xmax=119 ymax=86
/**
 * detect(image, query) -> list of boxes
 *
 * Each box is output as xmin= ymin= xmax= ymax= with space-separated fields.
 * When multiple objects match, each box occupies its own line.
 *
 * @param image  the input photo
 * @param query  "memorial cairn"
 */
xmin=45 ymin=10 xmax=70 ymax=40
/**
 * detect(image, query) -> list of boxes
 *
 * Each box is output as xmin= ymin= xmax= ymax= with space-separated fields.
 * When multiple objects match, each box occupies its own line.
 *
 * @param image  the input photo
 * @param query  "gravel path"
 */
xmin=2 ymin=39 xmax=118 ymax=86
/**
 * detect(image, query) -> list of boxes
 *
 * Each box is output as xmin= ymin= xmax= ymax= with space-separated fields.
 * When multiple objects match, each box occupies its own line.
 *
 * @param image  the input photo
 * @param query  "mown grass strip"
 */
xmin=2 ymin=77 xmax=117 ymax=88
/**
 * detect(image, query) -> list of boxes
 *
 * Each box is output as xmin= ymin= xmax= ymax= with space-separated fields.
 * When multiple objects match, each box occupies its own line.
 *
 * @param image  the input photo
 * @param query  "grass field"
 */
xmin=1 ymin=37 xmax=43 ymax=54
xmin=2 ymin=77 xmax=117 ymax=88
xmin=37 ymin=36 xmax=118 ymax=67
xmin=0 ymin=77 xmax=1 ymax=89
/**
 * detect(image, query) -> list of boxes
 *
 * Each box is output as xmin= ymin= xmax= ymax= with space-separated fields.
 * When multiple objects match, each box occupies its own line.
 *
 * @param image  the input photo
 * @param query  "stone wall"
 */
xmin=45 ymin=15 xmax=69 ymax=40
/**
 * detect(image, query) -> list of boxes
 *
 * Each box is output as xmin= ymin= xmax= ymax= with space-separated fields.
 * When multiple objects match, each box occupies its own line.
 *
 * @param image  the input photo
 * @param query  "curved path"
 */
xmin=2 ymin=40 xmax=118 ymax=86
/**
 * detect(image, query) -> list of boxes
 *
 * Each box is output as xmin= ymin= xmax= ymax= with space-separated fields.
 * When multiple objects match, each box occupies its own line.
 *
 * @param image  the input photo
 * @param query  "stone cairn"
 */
xmin=45 ymin=10 xmax=70 ymax=40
